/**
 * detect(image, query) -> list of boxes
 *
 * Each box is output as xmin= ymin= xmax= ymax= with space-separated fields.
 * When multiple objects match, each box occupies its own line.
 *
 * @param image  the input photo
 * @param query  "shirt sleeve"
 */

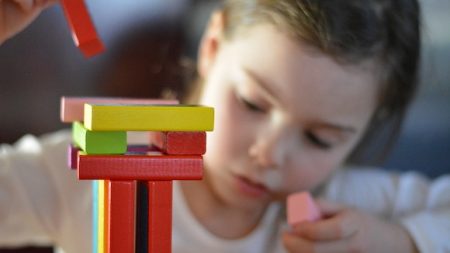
xmin=0 ymin=130 xmax=92 ymax=252
xmin=323 ymin=168 xmax=450 ymax=253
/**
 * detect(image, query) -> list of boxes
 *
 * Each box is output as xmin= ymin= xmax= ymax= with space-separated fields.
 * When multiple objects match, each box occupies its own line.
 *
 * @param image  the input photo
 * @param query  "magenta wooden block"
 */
xmin=68 ymin=144 xmax=80 ymax=170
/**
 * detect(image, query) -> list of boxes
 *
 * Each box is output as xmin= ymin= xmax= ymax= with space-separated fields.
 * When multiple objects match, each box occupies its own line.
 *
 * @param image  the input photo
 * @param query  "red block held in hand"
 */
xmin=61 ymin=0 xmax=105 ymax=57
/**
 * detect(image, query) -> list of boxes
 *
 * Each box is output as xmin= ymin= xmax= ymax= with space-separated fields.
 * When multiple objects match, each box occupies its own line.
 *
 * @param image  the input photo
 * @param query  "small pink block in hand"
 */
xmin=287 ymin=192 xmax=322 ymax=226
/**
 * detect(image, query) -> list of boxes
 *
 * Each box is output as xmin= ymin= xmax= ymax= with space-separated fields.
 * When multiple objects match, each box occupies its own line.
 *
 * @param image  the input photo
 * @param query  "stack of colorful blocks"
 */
xmin=60 ymin=97 xmax=214 ymax=253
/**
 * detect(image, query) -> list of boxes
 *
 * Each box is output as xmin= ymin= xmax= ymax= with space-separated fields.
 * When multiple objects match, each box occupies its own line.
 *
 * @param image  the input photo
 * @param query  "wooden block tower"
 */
xmin=60 ymin=97 xmax=214 ymax=253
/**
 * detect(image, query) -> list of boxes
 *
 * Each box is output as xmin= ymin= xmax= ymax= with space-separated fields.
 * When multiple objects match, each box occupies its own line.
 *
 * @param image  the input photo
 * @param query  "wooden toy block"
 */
xmin=148 ymin=181 xmax=172 ymax=253
xmin=287 ymin=192 xmax=322 ymax=226
xmin=60 ymin=0 xmax=105 ymax=57
xmin=108 ymin=181 xmax=137 ymax=253
xmin=84 ymin=104 xmax=214 ymax=131
xmin=136 ymin=181 xmax=149 ymax=253
xmin=72 ymin=122 xmax=127 ymax=154
xmin=149 ymin=132 xmax=206 ymax=155
xmin=68 ymin=144 xmax=80 ymax=169
xmin=60 ymin=97 xmax=179 ymax=123
xmin=77 ymin=153 xmax=203 ymax=180
xmin=92 ymin=181 xmax=99 ymax=253
xmin=98 ymin=180 xmax=107 ymax=253
xmin=104 ymin=180 xmax=110 ymax=253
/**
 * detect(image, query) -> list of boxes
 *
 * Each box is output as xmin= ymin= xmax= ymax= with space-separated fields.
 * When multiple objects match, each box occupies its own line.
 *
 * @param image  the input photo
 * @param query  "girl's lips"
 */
xmin=233 ymin=174 xmax=269 ymax=198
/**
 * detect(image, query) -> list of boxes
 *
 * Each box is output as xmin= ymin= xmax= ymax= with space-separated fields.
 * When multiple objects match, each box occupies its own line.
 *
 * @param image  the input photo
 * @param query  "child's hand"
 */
xmin=282 ymin=200 xmax=419 ymax=253
xmin=0 ymin=0 xmax=58 ymax=44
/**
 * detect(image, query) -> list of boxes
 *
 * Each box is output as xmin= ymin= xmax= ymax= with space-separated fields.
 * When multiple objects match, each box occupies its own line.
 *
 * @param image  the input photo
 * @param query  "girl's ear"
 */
xmin=197 ymin=11 xmax=225 ymax=79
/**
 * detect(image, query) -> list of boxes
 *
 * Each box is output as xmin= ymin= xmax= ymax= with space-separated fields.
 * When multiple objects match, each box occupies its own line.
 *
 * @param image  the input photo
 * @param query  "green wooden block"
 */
xmin=72 ymin=121 xmax=127 ymax=154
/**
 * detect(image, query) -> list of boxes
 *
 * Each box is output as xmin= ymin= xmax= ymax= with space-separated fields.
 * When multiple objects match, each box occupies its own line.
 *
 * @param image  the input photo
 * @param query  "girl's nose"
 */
xmin=248 ymin=124 xmax=295 ymax=169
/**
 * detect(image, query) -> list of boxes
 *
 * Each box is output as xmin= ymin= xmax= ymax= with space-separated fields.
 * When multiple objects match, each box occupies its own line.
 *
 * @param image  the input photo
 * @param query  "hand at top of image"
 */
xmin=0 ymin=0 xmax=58 ymax=44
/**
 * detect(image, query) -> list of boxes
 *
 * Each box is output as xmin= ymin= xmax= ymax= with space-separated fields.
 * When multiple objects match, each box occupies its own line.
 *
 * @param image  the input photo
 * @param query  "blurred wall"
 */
xmin=383 ymin=0 xmax=450 ymax=178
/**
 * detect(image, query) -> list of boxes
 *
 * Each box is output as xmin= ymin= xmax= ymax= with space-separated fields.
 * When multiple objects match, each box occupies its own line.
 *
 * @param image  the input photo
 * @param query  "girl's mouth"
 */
xmin=233 ymin=174 xmax=269 ymax=198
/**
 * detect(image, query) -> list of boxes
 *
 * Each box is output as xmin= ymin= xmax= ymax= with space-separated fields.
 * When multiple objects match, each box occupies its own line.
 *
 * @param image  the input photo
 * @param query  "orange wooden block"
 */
xmin=149 ymin=132 xmax=206 ymax=155
xmin=60 ymin=0 xmax=104 ymax=57
xmin=108 ymin=181 xmax=136 ymax=253
xmin=77 ymin=153 xmax=203 ymax=180
xmin=148 ymin=181 xmax=172 ymax=253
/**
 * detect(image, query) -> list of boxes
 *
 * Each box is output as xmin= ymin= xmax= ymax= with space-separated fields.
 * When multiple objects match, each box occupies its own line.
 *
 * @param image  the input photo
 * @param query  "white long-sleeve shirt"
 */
xmin=0 ymin=130 xmax=449 ymax=253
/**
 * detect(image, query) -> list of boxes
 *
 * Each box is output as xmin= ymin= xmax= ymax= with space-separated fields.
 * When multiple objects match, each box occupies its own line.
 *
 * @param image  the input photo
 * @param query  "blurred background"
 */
xmin=0 ymin=0 xmax=448 ymax=251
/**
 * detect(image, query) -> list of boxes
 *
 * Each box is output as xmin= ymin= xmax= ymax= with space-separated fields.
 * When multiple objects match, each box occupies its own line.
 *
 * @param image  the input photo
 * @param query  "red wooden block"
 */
xmin=108 ymin=181 xmax=136 ymax=253
xmin=68 ymin=144 xmax=79 ymax=170
xmin=60 ymin=0 xmax=105 ymax=57
xmin=77 ymin=154 xmax=203 ymax=180
xmin=149 ymin=132 xmax=206 ymax=155
xmin=148 ymin=181 xmax=172 ymax=253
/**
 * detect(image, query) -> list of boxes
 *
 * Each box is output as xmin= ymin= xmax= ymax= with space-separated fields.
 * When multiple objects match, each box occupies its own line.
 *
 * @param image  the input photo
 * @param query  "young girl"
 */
xmin=1 ymin=0 xmax=449 ymax=253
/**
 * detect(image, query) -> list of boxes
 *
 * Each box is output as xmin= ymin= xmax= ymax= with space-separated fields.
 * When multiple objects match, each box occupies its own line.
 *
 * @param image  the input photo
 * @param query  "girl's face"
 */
xmin=198 ymin=21 xmax=379 ymax=212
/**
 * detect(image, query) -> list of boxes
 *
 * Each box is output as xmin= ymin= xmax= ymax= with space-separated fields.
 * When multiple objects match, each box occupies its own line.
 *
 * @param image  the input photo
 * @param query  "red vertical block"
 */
xmin=150 ymin=132 xmax=206 ymax=155
xmin=108 ymin=181 xmax=136 ymax=253
xmin=148 ymin=181 xmax=173 ymax=253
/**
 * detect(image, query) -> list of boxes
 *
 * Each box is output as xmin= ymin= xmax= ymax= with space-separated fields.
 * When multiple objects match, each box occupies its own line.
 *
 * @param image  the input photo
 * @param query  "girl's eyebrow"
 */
xmin=242 ymin=67 xmax=280 ymax=105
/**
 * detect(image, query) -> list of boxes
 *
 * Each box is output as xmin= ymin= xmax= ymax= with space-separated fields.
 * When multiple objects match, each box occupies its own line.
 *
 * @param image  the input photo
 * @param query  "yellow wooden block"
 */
xmin=84 ymin=104 xmax=214 ymax=131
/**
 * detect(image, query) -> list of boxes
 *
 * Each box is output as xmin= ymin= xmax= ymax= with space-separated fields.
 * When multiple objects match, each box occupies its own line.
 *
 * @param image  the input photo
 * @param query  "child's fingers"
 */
xmin=292 ymin=211 xmax=358 ymax=241
xmin=12 ymin=0 xmax=57 ymax=12
xmin=282 ymin=231 xmax=315 ymax=253
xmin=283 ymin=231 xmax=360 ymax=253
xmin=13 ymin=0 xmax=34 ymax=12
xmin=313 ymin=238 xmax=361 ymax=253
xmin=315 ymin=199 xmax=346 ymax=217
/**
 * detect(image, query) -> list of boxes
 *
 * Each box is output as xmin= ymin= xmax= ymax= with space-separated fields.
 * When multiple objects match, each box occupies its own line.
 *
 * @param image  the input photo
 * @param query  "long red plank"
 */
xmin=77 ymin=154 xmax=203 ymax=180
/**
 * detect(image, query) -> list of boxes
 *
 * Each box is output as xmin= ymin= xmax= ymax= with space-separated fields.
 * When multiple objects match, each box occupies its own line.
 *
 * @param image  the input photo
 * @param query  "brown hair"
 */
xmin=186 ymin=0 xmax=421 ymax=165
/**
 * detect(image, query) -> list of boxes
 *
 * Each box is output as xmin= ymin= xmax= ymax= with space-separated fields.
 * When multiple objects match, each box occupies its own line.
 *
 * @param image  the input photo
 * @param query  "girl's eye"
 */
xmin=305 ymin=131 xmax=332 ymax=150
xmin=238 ymin=95 xmax=266 ymax=113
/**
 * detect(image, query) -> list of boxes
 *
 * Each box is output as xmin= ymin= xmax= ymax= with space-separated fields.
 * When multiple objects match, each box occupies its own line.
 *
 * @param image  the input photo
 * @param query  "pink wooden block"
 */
xmin=60 ymin=97 xmax=179 ymax=123
xmin=287 ymin=192 xmax=321 ymax=226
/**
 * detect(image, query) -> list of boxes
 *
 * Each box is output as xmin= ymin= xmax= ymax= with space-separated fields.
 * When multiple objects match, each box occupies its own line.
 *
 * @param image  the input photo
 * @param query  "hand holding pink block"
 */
xmin=287 ymin=192 xmax=322 ymax=226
